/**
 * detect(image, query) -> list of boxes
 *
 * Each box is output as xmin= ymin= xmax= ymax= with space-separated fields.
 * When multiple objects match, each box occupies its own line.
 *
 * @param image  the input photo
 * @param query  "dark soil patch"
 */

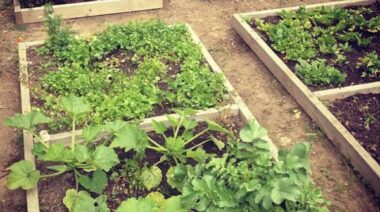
xmin=329 ymin=93 xmax=380 ymax=164
xmin=250 ymin=3 xmax=380 ymax=91
xmin=20 ymin=0 xmax=93 ymax=9
xmin=37 ymin=117 xmax=243 ymax=211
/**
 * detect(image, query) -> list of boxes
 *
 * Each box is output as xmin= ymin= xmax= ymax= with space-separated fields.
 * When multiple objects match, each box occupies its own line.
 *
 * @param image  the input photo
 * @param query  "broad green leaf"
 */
xmin=166 ymin=164 xmax=191 ymax=191
xmin=290 ymin=143 xmax=311 ymax=159
xmin=210 ymin=136 xmax=225 ymax=151
xmin=167 ymin=115 xmax=179 ymax=128
xmin=7 ymin=160 xmax=40 ymax=190
xmin=165 ymin=137 xmax=185 ymax=154
xmin=186 ymin=148 xmax=208 ymax=163
xmin=3 ymin=112 xmax=51 ymax=131
xmin=239 ymin=119 xmax=267 ymax=142
xmin=78 ymin=169 xmax=107 ymax=194
xmin=63 ymin=189 xmax=96 ymax=212
xmin=95 ymin=195 xmax=110 ymax=212
xmin=152 ymin=120 xmax=167 ymax=134
xmin=116 ymin=197 xmax=155 ymax=212
xmin=271 ymin=178 xmax=301 ymax=204
xmin=141 ymin=166 xmax=162 ymax=190
xmin=146 ymin=192 xmax=165 ymax=206
xmin=42 ymin=143 xmax=73 ymax=162
xmin=91 ymin=146 xmax=119 ymax=172
xmin=104 ymin=120 xmax=128 ymax=134
xmin=182 ymin=118 xmax=197 ymax=130
xmin=61 ymin=94 xmax=91 ymax=115
xmin=110 ymin=124 xmax=148 ymax=153
xmin=163 ymin=195 xmax=187 ymax=212
xmin=206 ymin=120 xmax=230 ymax=134
xmin=82 ymin=125 xmax=103 ymax=142
xmin=74 ymin=144 xmax=90 ymax=163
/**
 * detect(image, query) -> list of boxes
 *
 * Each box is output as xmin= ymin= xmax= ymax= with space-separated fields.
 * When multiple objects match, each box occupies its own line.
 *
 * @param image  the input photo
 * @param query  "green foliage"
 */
xmin=140 ymin=166 xmax=162 ymax=190
xmin=112 ymin=112 xmax=228 ymax=164
xmin=356 ymin=51 xmax=380 ymax=77
xmin=63 ymin=189 xmax=96 ymax=212
xmin=78 ymin=169 xmax=108 ymax=194
xmin=116 ymin=192 xmax=186 ymax=212
xmin=34 ymin=14 xmax=227 ymax=132
xmin=7 ymin=161 xmax=40 ymax=190
xmin=254 ymin=5 xmax=379 ymax=86
xmin=295 ymin=59 xmax=346 ymax=86
xmin=3 ymin=112 xmax=50 ymax=132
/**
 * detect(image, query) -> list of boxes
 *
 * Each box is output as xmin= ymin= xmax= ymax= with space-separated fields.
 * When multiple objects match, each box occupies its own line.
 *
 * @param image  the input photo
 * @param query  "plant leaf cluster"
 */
xmin=253 ymin=5 xmax=380 ymax=86
xmin=33 ymin=9 xmax=226 ymax=132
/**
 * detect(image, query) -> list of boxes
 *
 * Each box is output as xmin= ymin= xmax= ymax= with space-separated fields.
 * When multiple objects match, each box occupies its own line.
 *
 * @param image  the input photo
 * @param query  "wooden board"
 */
xmin=18 ymin=24 xmax=278 ymax=211
xmin=232 ymin=0 xmax=380 ymax=194
xmin=314 ymin=81 xmax=380 ymax=100
xmin=13 ymin=0 xmax=163 ymax=24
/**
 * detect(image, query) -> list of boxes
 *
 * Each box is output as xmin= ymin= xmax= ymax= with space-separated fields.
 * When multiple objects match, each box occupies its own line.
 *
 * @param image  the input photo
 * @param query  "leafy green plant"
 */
xmin=167 ymin=120 xmax=329 ymax=211
xmin=32 ymin=12 xmax=227 ymax=132
xmin=254 ymin=4 xmax=379 ymax=86
xmin=295 ymin=59 xmax=346 ymax=86
xmin=356 ymin=51 xmax=380 ymax=77
xmin=4 ymin=95 xmax=119 ymax=194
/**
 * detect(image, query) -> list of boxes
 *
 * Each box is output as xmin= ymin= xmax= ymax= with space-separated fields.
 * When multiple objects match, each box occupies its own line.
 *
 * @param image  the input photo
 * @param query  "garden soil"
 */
xmin=0 ymin=0 xmax=379 ymax=211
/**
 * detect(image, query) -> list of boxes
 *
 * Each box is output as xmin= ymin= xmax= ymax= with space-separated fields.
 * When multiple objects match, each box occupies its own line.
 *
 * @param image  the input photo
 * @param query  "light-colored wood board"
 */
xmin=238 ymin=0 xmax=375 ymax=18
xmin=14 ymin=0 xmax=163 ymax=24
xmin=18 ymin=43 xmax=40 ymax=212
xmin=46 ymin=104 xmax=240 ymax=145
xmin=314 ymin=82 xmax=380 ymax=100
xmin=232 ymin=1 xmax=380 ymax=194
xmin=186 ymin=25 xmax=278 ymax=158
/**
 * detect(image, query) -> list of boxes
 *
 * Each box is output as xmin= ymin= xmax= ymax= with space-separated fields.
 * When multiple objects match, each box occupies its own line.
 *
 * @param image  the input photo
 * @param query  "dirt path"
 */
xmin=0 ymin=0 xmax=379 ymax=211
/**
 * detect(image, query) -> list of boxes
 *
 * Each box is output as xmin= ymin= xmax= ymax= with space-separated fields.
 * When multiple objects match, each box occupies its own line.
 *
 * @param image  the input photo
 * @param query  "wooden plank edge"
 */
xmin=18 ymin=43 xmax=40 ymax=212
xmin=232 ymin=12 xmax=380 ymax=194
xmin=46 ymin=104 xmax=240 ymax=145
xmin=186 ymin=24 xmax=279 ymax=160
xmin=238 ymin=0 xmax=375 ymax=18
xmin=15 ymin=0 xmax=163 ymax=24
xmin=314 ymin=82 xmax=380 ymax=100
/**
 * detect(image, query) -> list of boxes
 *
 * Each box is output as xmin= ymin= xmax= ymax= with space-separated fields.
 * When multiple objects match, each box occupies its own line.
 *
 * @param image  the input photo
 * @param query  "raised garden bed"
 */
xmin=14 ymin=15 xmax=286 ymax=211
xmin=232 ymin=0 xmax=380 ymax=194
xmin=13 ymin=0 xmax=163 ymax=24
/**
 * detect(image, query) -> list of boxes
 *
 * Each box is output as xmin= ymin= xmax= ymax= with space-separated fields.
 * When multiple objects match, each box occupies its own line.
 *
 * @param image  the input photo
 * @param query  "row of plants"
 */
xmin=5 ymin=95 xmax=329 ymax=211
xmin=250 ymin=4 xmax=380 ymax=87
xmin=30 ymin=7 xmax=226 ymax=132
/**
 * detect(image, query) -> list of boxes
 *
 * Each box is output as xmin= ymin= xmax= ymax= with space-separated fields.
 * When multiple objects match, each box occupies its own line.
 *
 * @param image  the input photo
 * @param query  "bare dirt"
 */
xmin=329 ymin=93 xmax=380 ymax=164
xmin=1 ymin=0 xmax=379 ymax=211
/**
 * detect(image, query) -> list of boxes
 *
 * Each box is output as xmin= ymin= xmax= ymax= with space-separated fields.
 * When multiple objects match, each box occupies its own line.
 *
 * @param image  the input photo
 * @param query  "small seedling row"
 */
xmin=18 ymin=25 xmax=278 ymax=211
xmin=13 ymin=0 xmax=163 ymax=24
xmin=232 ymin=0 xmax=380 ymax=194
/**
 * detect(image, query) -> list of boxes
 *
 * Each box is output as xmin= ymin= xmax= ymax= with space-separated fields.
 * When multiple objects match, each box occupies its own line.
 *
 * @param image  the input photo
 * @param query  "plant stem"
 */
xmin=187 ymin=139 xmax=211 ymax=151
xmin=73 ymin=169 xmax=79 ymax=191
xmin=147 ymin=137 xmax=166 ymax=150
xmin=40 ymin=168 xmax=67 ymax=178
xmin=147 ymin=145 xmax=167 ymax=152
xmin=173 ymin=116 xmax=184 ymax=138
xmin=71 ymin=115 xmax=76 ymax=152
xmin=31 ymin=132 xmax=50 ymax=149
xmin=184 ymin=128 xmax=208 ymax=145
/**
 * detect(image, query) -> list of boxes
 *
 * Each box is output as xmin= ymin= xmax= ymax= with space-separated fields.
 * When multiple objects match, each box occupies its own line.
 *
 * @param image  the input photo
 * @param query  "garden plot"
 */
xmin=232 ymin=0 xmax=380 ymax=194
xmin=5 ymin=11 xmax=333 ymax=212
xmin=13 ymin=0 xmax=163 ymax=24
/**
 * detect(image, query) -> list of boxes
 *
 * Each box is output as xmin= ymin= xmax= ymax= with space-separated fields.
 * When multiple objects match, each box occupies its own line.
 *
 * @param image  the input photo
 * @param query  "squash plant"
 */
xmin=4 ymin=95 xmax=329 ymax=211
